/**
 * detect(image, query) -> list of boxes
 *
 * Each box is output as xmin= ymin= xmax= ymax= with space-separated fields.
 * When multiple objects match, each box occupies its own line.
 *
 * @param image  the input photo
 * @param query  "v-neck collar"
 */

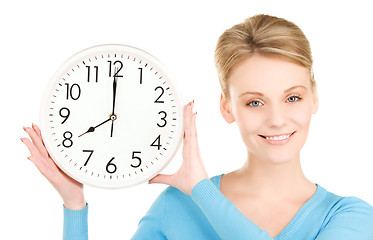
xmin=215 ymin=174 xmax=327 ymax=240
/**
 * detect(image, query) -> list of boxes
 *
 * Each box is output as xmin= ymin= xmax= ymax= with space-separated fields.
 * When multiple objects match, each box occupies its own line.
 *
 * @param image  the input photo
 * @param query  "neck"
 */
xmin=231 ymin=152 xmax=315 ymax=200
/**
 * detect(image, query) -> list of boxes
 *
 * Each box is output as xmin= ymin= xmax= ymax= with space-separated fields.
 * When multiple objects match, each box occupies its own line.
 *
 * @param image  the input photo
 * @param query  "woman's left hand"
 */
xmin=149 ymin=101 xmax=208 ymax=196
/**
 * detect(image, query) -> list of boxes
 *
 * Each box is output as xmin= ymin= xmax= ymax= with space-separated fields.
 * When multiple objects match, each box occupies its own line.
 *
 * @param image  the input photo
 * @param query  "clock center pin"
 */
xmin=110 ymin=114 xmax=117 ymax=121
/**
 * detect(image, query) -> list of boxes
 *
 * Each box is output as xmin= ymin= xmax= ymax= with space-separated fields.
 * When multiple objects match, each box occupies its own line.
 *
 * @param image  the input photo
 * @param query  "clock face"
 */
xmin=40 ymin=44 xmax=183 ymax=188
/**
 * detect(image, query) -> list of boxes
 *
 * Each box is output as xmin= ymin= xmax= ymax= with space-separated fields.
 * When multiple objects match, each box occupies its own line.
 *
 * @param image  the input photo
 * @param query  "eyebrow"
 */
xmin=239 ymin=85 xmax=307 ymax=98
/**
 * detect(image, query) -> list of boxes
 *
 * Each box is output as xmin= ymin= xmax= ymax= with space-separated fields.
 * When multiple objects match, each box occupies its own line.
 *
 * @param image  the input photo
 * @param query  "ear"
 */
xmin=312 ymin=87 xmax=319 ymax=114
xmin=220 ymin=93 xmax=235 ymax=123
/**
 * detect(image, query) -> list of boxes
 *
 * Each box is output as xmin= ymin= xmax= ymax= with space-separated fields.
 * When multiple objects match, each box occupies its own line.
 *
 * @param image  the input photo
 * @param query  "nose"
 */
xmin=266 ymin=104 xmax=287 ymax=128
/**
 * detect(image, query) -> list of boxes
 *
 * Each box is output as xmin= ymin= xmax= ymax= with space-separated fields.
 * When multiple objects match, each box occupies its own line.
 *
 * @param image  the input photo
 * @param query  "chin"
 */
xmin=263 ymin=152 xmax=299 ymax=165
xmin=247 ymin=143 xmax=304 ymax=165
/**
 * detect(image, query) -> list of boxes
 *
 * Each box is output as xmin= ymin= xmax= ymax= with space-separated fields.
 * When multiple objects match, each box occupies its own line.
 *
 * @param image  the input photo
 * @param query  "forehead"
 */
xmin=229 ymin=55 xmax=310 ymax=96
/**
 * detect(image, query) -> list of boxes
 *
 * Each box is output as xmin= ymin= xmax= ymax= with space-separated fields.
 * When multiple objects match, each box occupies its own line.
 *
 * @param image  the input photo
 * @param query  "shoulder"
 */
xmin=329 ymin=195 xmax=373 ymax=220
xmin=320 ymin=186 xmax=373 ymax=218
xmin=318 ymin=186 xmax=373 ymax=234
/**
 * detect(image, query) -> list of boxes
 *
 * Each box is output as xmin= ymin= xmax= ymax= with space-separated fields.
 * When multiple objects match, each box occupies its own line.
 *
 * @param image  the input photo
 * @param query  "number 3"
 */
xmin=157 ymin=111 xmax=167 ymax=127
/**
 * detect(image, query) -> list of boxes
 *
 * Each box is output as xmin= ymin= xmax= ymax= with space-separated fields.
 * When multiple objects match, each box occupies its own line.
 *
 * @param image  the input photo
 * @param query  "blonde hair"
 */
xmin=215 ymin=14 xmax=316 ymax=99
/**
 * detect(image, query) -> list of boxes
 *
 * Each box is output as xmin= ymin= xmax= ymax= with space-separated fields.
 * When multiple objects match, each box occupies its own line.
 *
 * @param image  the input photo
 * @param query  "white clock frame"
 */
xmin=39 ymin=44 xmax=184 ymax=188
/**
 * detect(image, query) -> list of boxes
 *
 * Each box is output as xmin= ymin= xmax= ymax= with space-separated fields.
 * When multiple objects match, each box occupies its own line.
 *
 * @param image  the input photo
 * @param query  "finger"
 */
xmin=183 ymin=101 xmax=194 ymax=140
xmin=24 ymin=126 xmax=48 ymax=159
xmin=32 ymin=123 xmax=42 ymax=138
xmin=148 ymin=174 xmax=175 ymax=187
xmin=183 ymin=102 xmax=192 ymax=129
xmin=33 ymin=124 xmax=50 ymax=157
xmin=21 ymin=137 xmax=60 ymax=183
xmin=32 ymin=124 xmax=50 ymax=157
xmin=191 ymin=111 xmax=198 ymax=137
xmin=189 ymin=111 xmax=199 ymax=147
xmin=21 ymin=137 xmax=41 ymax=160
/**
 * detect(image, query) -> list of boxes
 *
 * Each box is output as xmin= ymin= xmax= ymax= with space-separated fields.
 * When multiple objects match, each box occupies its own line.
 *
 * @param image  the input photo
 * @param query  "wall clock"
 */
xmin=40 ymin=44 xmax=184 ymax=188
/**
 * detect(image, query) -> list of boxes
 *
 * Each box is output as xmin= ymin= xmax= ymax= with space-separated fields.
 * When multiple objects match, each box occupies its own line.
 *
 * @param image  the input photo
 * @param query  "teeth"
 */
xmin=265 ymin=134 xmax=291 ymax=141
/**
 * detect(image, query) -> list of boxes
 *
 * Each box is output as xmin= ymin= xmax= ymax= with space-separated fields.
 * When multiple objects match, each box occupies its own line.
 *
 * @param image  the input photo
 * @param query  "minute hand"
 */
xmin=111 ymin=74 xmax=118 ymax=116
xmin=110 ymin=68 xmax=119 ymax=137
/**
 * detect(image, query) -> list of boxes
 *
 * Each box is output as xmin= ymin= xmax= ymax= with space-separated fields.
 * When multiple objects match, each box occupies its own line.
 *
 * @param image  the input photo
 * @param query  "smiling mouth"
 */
xmin=259 ymin=131 xmax=296 ymax=141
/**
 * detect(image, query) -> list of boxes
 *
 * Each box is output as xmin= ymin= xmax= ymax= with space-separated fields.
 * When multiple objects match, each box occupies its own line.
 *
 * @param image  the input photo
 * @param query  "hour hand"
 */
xmin=78 ymin=118 xmax=111 ymax=137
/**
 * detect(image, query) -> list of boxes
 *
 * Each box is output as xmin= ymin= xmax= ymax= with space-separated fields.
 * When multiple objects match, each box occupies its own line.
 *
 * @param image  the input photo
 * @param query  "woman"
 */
xmin=22 ymin=14 xmax=373 ymax=239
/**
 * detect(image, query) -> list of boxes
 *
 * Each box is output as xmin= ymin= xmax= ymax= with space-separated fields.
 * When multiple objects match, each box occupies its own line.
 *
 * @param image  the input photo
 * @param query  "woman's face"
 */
xmin=221 ymin=55 xmax=318 ymax=164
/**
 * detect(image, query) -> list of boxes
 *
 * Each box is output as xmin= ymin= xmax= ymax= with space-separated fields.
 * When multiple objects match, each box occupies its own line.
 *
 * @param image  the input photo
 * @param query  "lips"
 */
xmin=259 ymin=131 xmax=296 ymax=145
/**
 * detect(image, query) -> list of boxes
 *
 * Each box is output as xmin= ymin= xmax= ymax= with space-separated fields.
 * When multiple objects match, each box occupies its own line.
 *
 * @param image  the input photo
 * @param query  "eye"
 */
xmin=287 ymin=95 xmax=302 ymax=103
xmin=247 ymin=100 xmax=263 ymax=107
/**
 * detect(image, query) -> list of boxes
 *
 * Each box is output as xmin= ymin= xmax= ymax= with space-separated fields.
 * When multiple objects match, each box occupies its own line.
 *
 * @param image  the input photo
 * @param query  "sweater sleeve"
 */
xmin=315 ymin=197 xmax=373 ymax=240
xmin=62 ymin=194 xmax=167 ymax=240
xmin=63 ymin=204 xmax=88 ymax=240
xmin=191 ymin=179 xmax=273 ymax=240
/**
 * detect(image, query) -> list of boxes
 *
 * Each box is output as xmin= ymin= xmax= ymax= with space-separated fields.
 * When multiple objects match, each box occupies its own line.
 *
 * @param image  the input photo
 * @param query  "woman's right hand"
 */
xmin=21 ymin=123 xmax=86 ymax=210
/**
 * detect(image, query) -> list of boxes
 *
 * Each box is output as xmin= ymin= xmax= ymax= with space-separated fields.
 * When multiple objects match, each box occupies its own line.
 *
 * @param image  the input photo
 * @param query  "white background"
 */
xmin=2 ymin=0 xmax=372 ymax=239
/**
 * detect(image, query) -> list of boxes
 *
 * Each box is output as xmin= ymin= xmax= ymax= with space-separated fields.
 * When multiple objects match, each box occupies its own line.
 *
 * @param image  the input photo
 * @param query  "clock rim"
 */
xmin=39 ymin=44 xmax=184 ymax=189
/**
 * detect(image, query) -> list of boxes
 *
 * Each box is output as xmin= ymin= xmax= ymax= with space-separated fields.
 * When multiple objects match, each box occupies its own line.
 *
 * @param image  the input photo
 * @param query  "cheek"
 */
xmin=233 ymin=108 xmax=264 ymax=140
xmin=290 ymin=103 xmax=313 ymax=129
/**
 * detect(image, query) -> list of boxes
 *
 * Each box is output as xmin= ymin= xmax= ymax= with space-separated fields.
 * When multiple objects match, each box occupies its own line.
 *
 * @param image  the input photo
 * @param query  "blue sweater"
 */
xmin=64 ymin=174 xmax=373 ymax=239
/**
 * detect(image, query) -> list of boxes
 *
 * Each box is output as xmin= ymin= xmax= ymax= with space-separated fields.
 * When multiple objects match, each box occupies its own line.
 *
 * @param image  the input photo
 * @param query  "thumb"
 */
xmin=148 ymin=174 xmax=175 ymax=186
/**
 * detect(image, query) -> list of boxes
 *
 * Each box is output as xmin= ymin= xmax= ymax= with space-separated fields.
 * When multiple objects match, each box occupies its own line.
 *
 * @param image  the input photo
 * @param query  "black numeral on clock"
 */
xmin=62 ymin=131 xmax=73 ymax=148
xmin=138 ymin=67 xmax=143 ymax=84
xmin=154 ymin=86 xmax=164 ymax=103
xmin=157 ymin=111 xmax=167 ymax=127
xmin=150 ymin=135 xmax=162 ymax=150
xmin=65 ymin=83 xmax=81 ymax=100
xmin=86 ymin=66 xmax=98 ymax=82
xmin=131 ymin=151 xmax=142 ymax=168
xmin=59 ymin=107 xmax=70 ymax=124
xmin=106 ymin=157 xmax=117 ymax=174
xmin=108 ymin=60 xmax=123 ymax=77
xmin=82 ymin=150 xmax=94 ymax=166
